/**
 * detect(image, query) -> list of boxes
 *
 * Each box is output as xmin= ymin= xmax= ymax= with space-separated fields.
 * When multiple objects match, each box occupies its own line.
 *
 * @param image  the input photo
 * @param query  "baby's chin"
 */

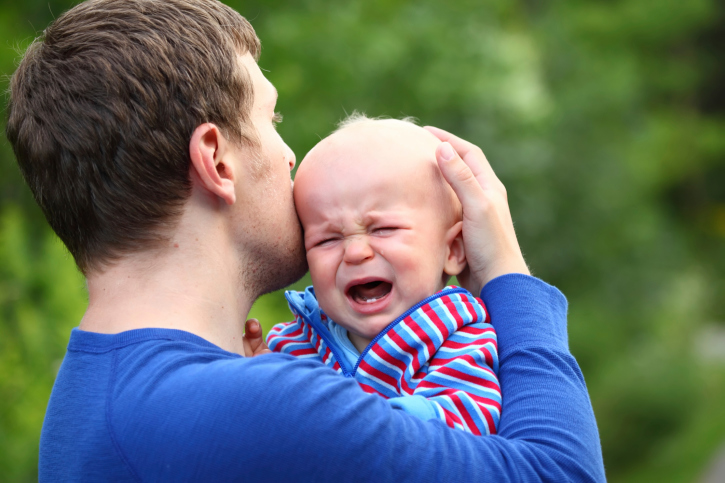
xmin=339 ymin=316 xmax=389 ymax=339
xmin=335 ymin=313 xmax=391 ymax=344
xmin=336 ymin=293 xmax=425 ymax=337
xmin=345 ymin=328 xmax=377 ymax=354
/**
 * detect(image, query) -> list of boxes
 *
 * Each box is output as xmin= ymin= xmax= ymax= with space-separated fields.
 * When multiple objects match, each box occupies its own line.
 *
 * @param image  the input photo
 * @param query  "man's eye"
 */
xmin=272 ymin=112 xmax=283 ymax=127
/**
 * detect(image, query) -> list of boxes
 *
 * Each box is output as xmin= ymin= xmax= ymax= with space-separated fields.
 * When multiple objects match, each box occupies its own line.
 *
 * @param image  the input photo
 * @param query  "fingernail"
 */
xmin=249 ymin=320 xmax=259 ymax=331
xmin=440 ymin=142 xmax=454 ymax=161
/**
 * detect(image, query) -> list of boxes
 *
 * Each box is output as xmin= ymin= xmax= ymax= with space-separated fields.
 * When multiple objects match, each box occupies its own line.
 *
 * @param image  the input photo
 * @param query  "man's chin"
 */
xmin=264 ymin=254 xmax=308 ymax=295
xmin=243 ymin=234 xmax=308 ymax=298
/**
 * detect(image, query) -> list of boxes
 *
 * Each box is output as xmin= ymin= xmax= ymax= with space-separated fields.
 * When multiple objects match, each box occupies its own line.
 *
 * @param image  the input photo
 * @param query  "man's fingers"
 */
xmin=425 ymin=126 xmax=476 ymax=158
xmin=436 ymin=142 xmax=486 ymax=211
xmin=425 ymin=126 xmax=485 ymax=174
xmin=425 ymin=125 xmax=496 ymax=182
xmin=429 ymin=126 xmax=529 ymax=290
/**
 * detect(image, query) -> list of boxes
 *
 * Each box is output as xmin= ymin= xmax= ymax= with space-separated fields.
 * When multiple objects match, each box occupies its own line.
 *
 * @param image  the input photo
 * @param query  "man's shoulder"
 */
xmin=44 ymin=330 xmax=363 ymax=480
xmin=55 ymin=329 xmax=346 ymax=420
xmin=110 ymin=334 xmax=331 ymax=399
xmin=45 ymin=332 xmax=315 ymax=430
xmin=106 ymin=336 xmax=368 ymax=479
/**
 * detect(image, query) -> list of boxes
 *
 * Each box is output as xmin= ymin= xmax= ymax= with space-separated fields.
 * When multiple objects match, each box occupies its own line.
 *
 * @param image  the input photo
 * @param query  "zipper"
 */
xmin=350 ymin=287 xmax=467 ymax=376
xmin=295 ymin=308 xmax=355 ymax=377
xmin=323 ymin=328 xmax=354 ymax=377
xmin=292 ymin=286 xmax=469 ymax=378
xmin=287 ymin=289 xmax=356 ymax=375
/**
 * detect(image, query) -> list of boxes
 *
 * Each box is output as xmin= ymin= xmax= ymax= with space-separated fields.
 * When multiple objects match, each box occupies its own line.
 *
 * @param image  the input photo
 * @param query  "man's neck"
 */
xmin=79 ymin=211 xmax=253 ymax=355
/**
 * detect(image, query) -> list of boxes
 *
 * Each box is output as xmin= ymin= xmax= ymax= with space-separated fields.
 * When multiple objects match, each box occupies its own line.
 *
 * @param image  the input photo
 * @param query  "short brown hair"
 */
xmin=6 ymin=0 xmax=261 ymax=274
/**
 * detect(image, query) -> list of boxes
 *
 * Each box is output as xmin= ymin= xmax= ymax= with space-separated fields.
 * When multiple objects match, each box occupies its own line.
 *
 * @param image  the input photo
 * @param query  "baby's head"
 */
xmin=294 ymin=116 xmax=465 ymax=351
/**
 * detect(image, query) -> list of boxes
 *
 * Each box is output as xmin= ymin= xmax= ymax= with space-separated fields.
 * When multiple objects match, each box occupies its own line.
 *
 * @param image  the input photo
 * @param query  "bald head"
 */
xmin=301 ymin=118 xmax=438 ymax=172
xmin=295 ymin=118 xmax=461 ymax=226
xmin=293 ymin=117 xmax=469 ymax=338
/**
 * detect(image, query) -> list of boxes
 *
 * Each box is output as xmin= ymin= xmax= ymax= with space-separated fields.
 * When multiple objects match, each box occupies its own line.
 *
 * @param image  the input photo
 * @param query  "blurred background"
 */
xmin=1 ymin=0 xmax=723 ymax=480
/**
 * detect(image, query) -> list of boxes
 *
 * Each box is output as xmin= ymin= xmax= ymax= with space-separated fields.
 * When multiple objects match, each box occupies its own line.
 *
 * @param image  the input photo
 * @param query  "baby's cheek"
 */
xmin=307 ymin=251 xmax=332 ymax=279
xmin=401 ymin=250 xmax=447 ymax=296
xmin=307 ymin=254 xmax=344 ymax=313
xmin=394 ymin=247 xmax=428 ymax=275
xmin=312 ymin=282 xmax=340 ymax=319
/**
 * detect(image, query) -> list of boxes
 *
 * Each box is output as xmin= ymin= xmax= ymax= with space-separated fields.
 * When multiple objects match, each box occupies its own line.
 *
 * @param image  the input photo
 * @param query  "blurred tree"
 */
xmin=1 ymin=0 xmax=723 ymax=480
xmin=0 ymin=208 xmax=86 ymax=480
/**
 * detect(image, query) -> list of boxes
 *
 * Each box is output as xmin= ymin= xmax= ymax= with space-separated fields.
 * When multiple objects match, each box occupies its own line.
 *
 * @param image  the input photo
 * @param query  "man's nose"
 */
xmin=285 ymin=144 xmax=296 ymax=171
xmin=343 ymin=237 xmax=374 ymax=265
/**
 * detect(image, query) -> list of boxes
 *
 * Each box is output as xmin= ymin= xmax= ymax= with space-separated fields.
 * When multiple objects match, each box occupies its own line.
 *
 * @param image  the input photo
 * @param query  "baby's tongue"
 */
xmin=352 ymin=281 xmax=391 ymax=303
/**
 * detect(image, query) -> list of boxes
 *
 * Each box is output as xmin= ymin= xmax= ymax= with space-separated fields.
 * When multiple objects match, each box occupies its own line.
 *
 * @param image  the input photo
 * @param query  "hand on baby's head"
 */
xmin=293 ymin=115 xmax=466 ymax=352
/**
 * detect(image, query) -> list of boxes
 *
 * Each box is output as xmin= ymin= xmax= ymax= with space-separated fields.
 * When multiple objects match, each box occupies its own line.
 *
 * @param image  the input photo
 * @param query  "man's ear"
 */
xmin=443 ymin=221 xmax=467 ymax=277
xmin=189 ymin=123 xmax=236 ymax=205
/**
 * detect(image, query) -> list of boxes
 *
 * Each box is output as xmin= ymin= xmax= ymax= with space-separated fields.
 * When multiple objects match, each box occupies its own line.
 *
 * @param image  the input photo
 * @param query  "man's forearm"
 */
xmin=481 ymin=273 xmax=605 ymax=482
xmin=115 ymin=274 xmax=604 ymax=482
xmin=243 ymin=274 xmax=605 ymax=481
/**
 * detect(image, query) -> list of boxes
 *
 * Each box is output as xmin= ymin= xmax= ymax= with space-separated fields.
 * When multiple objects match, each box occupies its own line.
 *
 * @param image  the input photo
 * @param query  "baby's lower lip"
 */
xmin=346 ymin=286 xmax=393 ymax=315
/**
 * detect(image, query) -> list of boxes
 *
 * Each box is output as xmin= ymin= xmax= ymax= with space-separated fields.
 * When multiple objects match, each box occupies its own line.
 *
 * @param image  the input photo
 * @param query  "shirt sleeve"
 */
xmin=112 ymin=274 xmax=606 ymax=482
xmin=266 ymin=318 xmax=319 ymax=359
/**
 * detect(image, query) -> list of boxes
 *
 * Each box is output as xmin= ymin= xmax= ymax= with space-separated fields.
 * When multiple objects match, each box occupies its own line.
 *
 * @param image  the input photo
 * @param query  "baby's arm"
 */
xmin=266 ymin=317 xmax=318 ymax=358
xmin=387 ymin=322 xmax=501 ymax=436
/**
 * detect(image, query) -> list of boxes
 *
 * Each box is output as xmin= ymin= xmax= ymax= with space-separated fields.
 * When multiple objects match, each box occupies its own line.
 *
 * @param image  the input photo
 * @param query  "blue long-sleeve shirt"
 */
xmin=39 ymin=274 xmax=606 ymax=481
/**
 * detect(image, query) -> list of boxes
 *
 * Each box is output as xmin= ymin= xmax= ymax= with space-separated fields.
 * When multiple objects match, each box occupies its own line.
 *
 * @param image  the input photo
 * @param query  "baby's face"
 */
xmin=294 ymin=120 xmax=464 ymax=348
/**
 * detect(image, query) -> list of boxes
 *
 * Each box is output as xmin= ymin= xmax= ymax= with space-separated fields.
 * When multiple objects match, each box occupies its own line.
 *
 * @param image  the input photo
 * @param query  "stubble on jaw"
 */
xmin=241 ymin=221 xmax=308 ymax=298
xmin=239 ymin=148 xmax=308 ymax=298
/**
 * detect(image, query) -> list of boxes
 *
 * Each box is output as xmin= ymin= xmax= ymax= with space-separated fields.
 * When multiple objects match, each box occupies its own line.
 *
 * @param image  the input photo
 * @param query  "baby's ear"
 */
xmin=443 ymin=221 xmax=466 ymax=277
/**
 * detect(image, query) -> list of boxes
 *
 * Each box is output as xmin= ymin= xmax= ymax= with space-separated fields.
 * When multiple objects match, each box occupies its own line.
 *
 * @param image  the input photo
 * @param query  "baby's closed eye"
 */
xmin=314 ymin=236 xmax=340 ymax=247
xmin=371 ymin=227 xmax=399 ymax=236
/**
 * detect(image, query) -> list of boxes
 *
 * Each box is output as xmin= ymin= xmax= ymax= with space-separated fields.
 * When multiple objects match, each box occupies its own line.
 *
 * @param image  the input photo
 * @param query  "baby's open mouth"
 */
xmin=348 ymin=281 xmax=392 ymax=304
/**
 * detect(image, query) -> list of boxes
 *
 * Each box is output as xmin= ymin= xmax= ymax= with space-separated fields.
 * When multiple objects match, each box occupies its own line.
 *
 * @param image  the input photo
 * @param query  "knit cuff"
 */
xmin=480 ymin=274 xmax=569 ymax=359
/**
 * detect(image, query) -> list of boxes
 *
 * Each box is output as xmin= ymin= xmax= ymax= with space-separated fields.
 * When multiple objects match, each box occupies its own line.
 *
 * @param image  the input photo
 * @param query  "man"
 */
xmin=6 ymin=0 xmax=605 ymax=481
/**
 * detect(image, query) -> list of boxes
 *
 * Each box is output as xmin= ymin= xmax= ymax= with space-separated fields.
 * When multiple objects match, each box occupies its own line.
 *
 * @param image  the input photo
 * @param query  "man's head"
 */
xmin=5 ymin=0 xmax=299 ymax=280
xmin=294 ymin=116 xmax=466 ymax=351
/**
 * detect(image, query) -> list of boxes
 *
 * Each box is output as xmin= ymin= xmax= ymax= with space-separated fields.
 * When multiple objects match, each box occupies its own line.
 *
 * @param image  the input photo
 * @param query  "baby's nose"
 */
xmin=343 ymin=237 xmax=374 ymax=264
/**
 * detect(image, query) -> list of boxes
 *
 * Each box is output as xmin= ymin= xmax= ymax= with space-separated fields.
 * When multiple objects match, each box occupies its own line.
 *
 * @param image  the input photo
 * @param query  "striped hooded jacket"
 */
xmin=267 ymin=286 xmax=502 ymax=436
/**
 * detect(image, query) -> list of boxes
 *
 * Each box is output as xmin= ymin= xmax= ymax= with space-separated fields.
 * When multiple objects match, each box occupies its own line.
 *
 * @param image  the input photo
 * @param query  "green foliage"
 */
xmin=0 ymin=208 xmax=86 ymax=481
xmin=1 ymin=0 xmax=723 ymax=481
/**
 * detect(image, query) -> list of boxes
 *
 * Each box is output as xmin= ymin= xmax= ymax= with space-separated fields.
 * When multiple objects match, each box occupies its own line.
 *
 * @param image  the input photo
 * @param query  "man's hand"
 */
xmin=243 ymin=319 xmax=272 ymax=357
xmin=425 ymin=126 xmax=530 ymax=295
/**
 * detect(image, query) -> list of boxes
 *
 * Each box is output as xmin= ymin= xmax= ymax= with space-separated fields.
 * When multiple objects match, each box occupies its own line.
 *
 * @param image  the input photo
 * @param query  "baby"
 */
xmin=267 ymin=116 xmax=501 ymax=436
